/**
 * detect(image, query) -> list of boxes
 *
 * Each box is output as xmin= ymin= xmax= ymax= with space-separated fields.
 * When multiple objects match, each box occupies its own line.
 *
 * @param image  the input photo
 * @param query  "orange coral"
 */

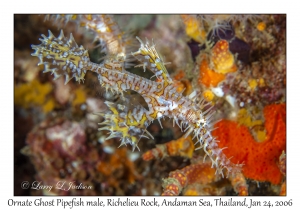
xmin=143 ymin=135 xmax=249 ymax=195
xmin=162 ymin=161 xmax=216 ymax=195
xmin=181 ymin=15 xmax=206 ymax=43
xmin=198 ymin=56 xmax=225 ymax=88
xmin=203 ymin=89 xmax=215 ymax=101
xmin=173 ymin=70 xmax=193 ymax=96
xmin=211 ymin=40 xmax=237 ymax=74
xmin=198 ymin=40 xmax=237 ymax=88
xmin=97 ymin=147 xmax=141 ymax=186
xmin=212 ymin=103 xmax=286 ymax=184
xmin=142 ymin=136 xmax=194 ymax=161
xmin=173 ymin=70 xmax=185 ymax=81
xmin=257 ymin=22 xmax=266 ymax=31
xmin=161 ymin=159 xmax=249 ymax=196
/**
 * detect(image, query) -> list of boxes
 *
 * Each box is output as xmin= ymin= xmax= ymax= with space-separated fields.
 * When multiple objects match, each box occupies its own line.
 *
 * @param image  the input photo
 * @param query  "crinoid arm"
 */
xmin=44 ymin=15 xmax=126 ymax=56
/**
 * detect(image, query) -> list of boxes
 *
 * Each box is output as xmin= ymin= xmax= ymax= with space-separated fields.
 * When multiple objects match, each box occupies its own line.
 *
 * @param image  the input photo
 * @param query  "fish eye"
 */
xmin=197 ymin=118 xmax=206 ymax=127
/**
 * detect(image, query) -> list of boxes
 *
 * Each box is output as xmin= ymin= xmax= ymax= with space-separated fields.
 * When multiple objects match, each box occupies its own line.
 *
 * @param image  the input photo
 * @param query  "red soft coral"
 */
xmin=212 ymin=103 xmax=286 ymax=184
